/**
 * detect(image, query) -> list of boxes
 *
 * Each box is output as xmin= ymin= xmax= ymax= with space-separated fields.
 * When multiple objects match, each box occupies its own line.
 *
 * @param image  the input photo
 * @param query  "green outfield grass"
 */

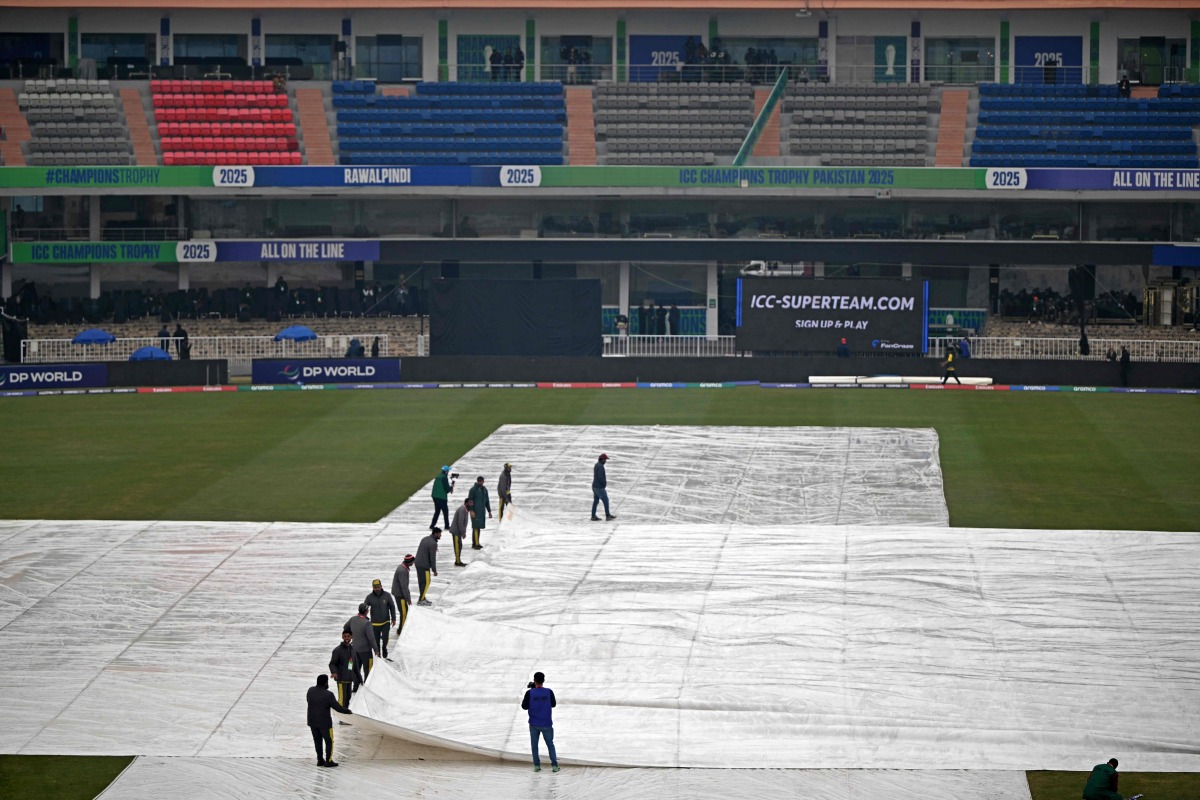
xmin=2 ymin=388 xmax=1197 ymax=800
xmin=1 ymin=388 xmax=1197 ymax=530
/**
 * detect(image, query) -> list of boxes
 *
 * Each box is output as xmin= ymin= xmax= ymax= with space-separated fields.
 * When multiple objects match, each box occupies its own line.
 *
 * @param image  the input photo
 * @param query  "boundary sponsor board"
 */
xmin=0 ymin=363 xmax=107 ymax=389
xmin=216 ymin=240 xmax=381 ymax=262
xmin=736 ymin=277 xmax=929 ymax=353
xmin=252 ymin=358 xmax=401 ymax=385
xmin=3 ymin=165 xmax=1200 ymax=193
xmin=11 ymin=241 xmax=178 ymax=264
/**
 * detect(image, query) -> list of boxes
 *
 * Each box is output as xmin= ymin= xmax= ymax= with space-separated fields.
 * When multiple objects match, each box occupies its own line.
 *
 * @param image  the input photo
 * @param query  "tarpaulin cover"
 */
xmin=3 ymin=425 xmax=1197 ymax=800
xmin=429 ymin=279 xmax=602 ymax=357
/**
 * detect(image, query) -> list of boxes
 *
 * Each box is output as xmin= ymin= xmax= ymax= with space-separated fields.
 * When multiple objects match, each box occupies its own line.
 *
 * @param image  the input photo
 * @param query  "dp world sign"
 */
xmin=251 ymin=358 xmax=401 ymax=385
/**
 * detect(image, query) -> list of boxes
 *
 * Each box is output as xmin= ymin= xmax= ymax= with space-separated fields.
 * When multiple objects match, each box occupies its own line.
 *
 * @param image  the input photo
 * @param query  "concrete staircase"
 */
xmin=0 ymin=88 xmax=30 ymax=166
xmin=120 ymin=87 xmax=159 ymax=166
xmin=750 ymin=88 xmax=781 ymax=158
xmin=296 ymin=87 xmax=335 ymax=166
xmin=935 ymin=88 xmax=970 ymax=167
xmin=565 ymin=86 xmax=596 ymax=166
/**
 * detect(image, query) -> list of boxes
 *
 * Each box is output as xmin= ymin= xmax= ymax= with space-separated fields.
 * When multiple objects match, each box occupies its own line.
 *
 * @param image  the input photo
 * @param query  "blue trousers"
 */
xmin=530 ymin=725 xmax=557 ymax=767
xmin=591 ymin=488 xmax=610 ymax=517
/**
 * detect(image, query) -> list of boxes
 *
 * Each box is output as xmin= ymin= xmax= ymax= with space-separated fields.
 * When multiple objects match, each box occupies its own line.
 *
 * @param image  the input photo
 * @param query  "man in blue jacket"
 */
xmin=591 ymin=453 xmax=615 ymax=521
xmin=521 ymin=671 xmax=559 ymax=773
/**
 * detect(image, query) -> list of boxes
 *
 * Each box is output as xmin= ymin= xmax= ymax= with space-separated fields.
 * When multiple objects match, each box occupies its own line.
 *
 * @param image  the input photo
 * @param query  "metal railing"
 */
xmin=603 ymin=335 xmax=737 ymax=357
xmin=928 ymin=336 xmax=1200 ymax=363
xmin=12 ymin=227 xmax=184 ymax=242
xmin=733 ymin=67 xmax=787 ymax=166
xmin=21 ymin=334 xmax=391 ymax=368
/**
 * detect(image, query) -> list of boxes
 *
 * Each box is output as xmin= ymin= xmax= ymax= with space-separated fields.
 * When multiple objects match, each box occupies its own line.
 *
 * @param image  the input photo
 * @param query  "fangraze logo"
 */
xmin=278 ymin=364 xmax=302 ymax=382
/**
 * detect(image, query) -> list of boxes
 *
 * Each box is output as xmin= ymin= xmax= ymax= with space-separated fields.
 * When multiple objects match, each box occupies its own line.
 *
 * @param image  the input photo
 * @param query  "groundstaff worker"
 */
xmin=450 ymin=497 xmax=472 ymax=566
xmin=497 ymin=463 xmax=513 ymax=520
xmin=591 ymin=453 xmax=615 ymax=521
xmin=344 ymin=603 xmax=379 ymax=678
xmin=416 ymin=528 xmax=440 ymax=606
xmin=468 ymin=476 xmax=492 ymax=550
xmin=1082 ymin=758 xmax=1135 ymax=800
xmin=329 ymin=630 xmax=361 ymax=711
xmin=365 ymin=579 xmax=397 ymax=660
xmin=307 ymin=674 xmax=351 ymax=768
xmin=940 ymin=347 xmax=962 ymax=385
xmin=431 ymin=465 xmax=455 ymax=531
xmin=391 ymin=554 xmax=414 ymax=637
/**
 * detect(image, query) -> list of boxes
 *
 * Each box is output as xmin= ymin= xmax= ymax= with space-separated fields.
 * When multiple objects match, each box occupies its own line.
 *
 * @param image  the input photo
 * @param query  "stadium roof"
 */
xmin=4 ymin=0 xmax=1199 ymax=7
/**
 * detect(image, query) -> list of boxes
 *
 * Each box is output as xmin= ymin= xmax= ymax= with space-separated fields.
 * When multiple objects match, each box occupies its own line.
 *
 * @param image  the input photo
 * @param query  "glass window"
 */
xmin=1117 ymin=37 xmax=1187 ymax=85
xmin=81 ymin=33 xmax=155 ymax=67
xmin=456 ymin=34 xmax=522 ymax=82
xmin=356 ymin=35 xmax=423 ymax=82
xmin=836 ymin=35 xmax=906 ymax=84
xmin=906 ymin=201 xmax=993 ymax=240
xmin=174 ymin=34 xmax=246 ymax=64
xmin=0 ymin=33 xmax=64 ymax=76
xmin=996 ymin=203 xmax=1078 ymax=241
xmin=539 ymin=36 xmax=612 ymax=83
xmin=1088 ymin=202 xmax=1170 ymax=242
xmin=718 ymin=37 xmax=818 ymax=84
xmin=630 ymin=263 xmax=707 ymax=307
xmin=925 ymin=37 xmax=995 ymax=83
xmin=576 ymin=263 xmax=620 ymax=305
xmin=265 ymin=34 xmax=336 ymax=67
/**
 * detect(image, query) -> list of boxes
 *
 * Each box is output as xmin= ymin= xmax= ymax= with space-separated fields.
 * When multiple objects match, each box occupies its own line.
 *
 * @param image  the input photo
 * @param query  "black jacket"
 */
xmin=307 ymin=685 xmax=350 ymax=728
xmin=329 ymin=642 xmax=362 ymax=684
xmin=593 ymin=460 xmax=606 ymax=489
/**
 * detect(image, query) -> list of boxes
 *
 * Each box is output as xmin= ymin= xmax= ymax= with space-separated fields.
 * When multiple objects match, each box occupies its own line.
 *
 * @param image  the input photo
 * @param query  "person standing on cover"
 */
xmin=591 ymin=453 xmax=615 ymax=521
xmin=467 ymin=475 xmax=492 ymax=550
xmin=1082 ymin=757 xmax=1134 ymax=800
xmin=344 ymin=603 xmax=379 ymax=678
xmin=431 ymin=466 xmax=455 ymax=531
xmin=497 ymin=463 xmax=514 ymax=521
xmin=329 ymin=630 xmax=361 ymax=711
xmin=450 ymin=497 xmax=472 ymax=566
xmin=364 ymin=579 xmax=397 ymax=661
xmin=940 ymin=347 xmax=962 ymax=385
xmin=416 ymin=528 xmax=440 ymax=606
xmin=522 ymin=671 xmax=559 ymax=773
xmin=306 ymin=673 xmax=351 ymax=768
xmin=391 ymin=554 xmax=414 ymax=636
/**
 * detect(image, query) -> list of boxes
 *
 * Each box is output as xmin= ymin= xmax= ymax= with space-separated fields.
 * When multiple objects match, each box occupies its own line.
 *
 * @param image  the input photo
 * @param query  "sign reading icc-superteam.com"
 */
xmin=736 ymin=278 xmax=929 ymax=353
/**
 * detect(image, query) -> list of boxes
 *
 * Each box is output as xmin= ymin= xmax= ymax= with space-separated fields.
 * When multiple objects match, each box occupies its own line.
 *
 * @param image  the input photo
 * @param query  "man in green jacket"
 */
xmin=1082 ymin=758 xmax=1131 ymax=800
xmin=430 ymin=465 xmax=455 ymax=531
xmin=467 ymin=475 xmax=492 ymax=550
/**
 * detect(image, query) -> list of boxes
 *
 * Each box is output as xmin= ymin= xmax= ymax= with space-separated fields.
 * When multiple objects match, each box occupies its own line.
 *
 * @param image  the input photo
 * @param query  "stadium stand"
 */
xmin=333 ymin=79 xmax=565 ymax=166
xmin=152 ymin=79 xmax=301 ymax=166
xmin=970 ymin=83 xmax=1200 ymax=169
xmin=0 ymin=87 xmax=32 ymax=165
xmin=18 ymin=79 xmax=133 ymax=166
xmin=594 ymin=82 xmax=755 ymax=166
xmin=784 ymin=84 xmax=935 ymax=167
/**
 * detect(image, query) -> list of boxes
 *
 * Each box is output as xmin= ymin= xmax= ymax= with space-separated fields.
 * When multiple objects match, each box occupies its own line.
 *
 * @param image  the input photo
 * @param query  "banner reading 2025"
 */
xmin=736 ymin=277 xmax=928 ymax=353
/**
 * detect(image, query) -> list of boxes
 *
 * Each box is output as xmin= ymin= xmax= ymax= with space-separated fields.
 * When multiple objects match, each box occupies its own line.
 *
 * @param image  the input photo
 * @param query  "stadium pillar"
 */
xmin=1 ymin=261 xmax=10 ymax=300
xmin=619 ymin=262 xmax=630 ymax=321
xmin=89 ymin=265 xmax=101 ymax=300
xmin=178 ymin=264 xmax=190 ymax=291
xmin=705 ymin=262 xmax=717 ymax=338
xmin=902 ymin=263 xmax=912 ymax=279
xmin=266 ymin=263 xmax=280 ymax=288
xmin=88 ymin=195 xmax=100 ymax=240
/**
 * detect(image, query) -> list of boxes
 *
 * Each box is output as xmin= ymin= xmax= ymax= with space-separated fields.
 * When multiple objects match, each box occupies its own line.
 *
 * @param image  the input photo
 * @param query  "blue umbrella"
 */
xmin=72 ymin=328 xmax=116 ymax=345
xmin=274 ymin=324 xmax=317 ymax=342
xmin=129 ymin=345 xmax=172 ymax=361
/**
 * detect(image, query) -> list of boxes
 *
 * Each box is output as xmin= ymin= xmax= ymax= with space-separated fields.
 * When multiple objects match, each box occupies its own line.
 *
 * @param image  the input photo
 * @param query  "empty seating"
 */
xmin=784 ymin=84 xmax=935 ymax=167
xmin=594 ymin=83 xmax=755 ymax=165
xmin=332 ymin=80 xmax=565 ymax=166
xmin=970 ymin=83 xmax=1200 ymax=168
xmin=151 ymin=79 xmax=301 ymax=165
xmin=18 ymin=79 xmax=132 ymax=165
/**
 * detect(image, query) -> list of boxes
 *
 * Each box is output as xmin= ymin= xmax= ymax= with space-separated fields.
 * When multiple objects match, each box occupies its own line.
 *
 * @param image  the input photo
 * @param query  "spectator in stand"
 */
xmin=158 ymin=324 xmax=171 ymax=351
xmin=1118 ymin=77 xmax=1131 ymax=99
xmin=173 ymin=322 xmax=190 ymax=359
xmin=1106 ymin=345 xmax=1118 ymax=362
xmin=489 ymin=48 xmax=502 ymax=81
xmin=656 ymin=304 xmax=668 ymax=335
xmin=958 ymin=336 xmax=971 ymax=359
xmin=371 ymin=336 xmax=380 ymax=358
xmin=836 ymin=337 xmax=850 ymax=358
xmin=515 ymin=46 xmax=525 ymax=81
xmin=1119 ymin=346 xmax=1131 ymax=386
xmin=668 ymin=304 xmax=680 ymax=336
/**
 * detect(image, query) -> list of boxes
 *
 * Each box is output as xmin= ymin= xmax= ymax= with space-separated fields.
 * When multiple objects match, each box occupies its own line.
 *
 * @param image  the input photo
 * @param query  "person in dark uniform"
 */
xmin=307 ymin=673 xmax=351 ymax=767
xmin=158 ymin=324 xmax=171 ymax=351
xmin=364 ymin=579 xmax=397 ymax=660
xmin=467 ymin=475 xmax=492 ymax=550
xmin=450 ymin=497 xmax=472 ymax=566
xmin=173 ymin=322 xmax=189 ymax=358
xmin=1082 ymin=757 xmax=1129 ymax=800
xmin=1119 ymin=346 xmax=1131 ymax=386
xmin=591 ymin=453 xmax=615 ymax=521
xmin=391 ymin=554 xmax=414 ymax=636
xmin=416 ymin=529 xmax=440 ymax=606
xmin=836 ymin=337 xmax=850 ymax=358
xmin=344 ymin=603 xmax=379 ymax=678
xmin=497 ymin=463 xmax=513 ymax=520
xmin=430 ymin=466 xmax=455 ymax=531
xmin=329 ymin=630 xmax=361 ymax=712
xmin=940 ymin=348 xmax=961 ymax=384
